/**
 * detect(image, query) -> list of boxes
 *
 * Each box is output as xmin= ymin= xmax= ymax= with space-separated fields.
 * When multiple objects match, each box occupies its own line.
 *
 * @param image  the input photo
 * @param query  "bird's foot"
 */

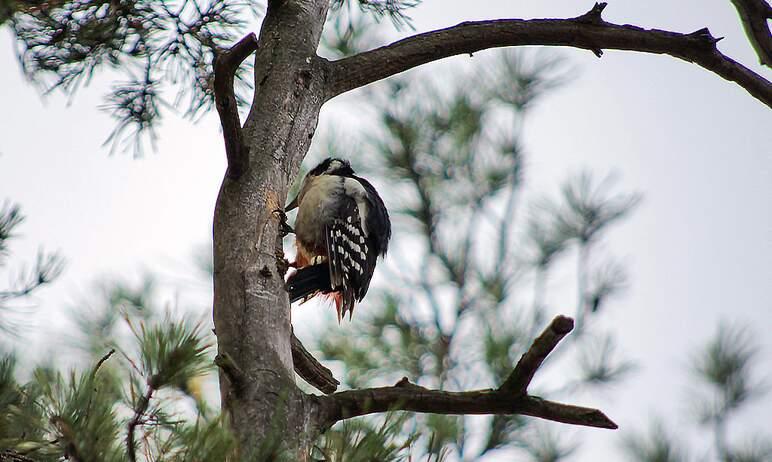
xmin=275 ymin=246 xmax=291 ymax=277
xmin=273 ymin=208 xmax=294 ymax=236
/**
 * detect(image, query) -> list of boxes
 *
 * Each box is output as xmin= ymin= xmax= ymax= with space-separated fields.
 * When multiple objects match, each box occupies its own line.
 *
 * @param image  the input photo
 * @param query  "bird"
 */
xmin=285 ymin=158 xmax=390 ymax=320
xmin=285 ymin=158 xmax=391 ymax=321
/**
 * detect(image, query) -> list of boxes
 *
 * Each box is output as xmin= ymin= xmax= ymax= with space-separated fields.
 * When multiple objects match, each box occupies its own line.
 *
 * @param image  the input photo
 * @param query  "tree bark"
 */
xmin=212 ymin=0 xmax=331 ymax=458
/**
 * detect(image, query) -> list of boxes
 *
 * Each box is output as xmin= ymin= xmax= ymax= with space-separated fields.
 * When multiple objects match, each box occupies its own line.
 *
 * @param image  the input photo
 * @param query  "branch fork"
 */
xmin=316 ymin=315 xmax=617 ymax=430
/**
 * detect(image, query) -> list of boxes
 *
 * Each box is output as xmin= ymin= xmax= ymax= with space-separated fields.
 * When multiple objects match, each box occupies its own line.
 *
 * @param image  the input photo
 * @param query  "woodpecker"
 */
xmin=285 ymin=158 xmax=391 ymax=321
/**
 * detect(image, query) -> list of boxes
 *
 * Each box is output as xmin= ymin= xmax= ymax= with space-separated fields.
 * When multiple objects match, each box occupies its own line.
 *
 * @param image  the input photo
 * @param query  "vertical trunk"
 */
xmin=212 ymin=0 xmax=330 ymax=457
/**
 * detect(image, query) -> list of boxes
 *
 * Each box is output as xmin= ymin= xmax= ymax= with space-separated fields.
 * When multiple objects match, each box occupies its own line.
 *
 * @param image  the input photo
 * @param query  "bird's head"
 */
xmin=286 ymin=157 xmax=355 ymax=211
xmin=307 ymin=157 xmax=355 ymax=177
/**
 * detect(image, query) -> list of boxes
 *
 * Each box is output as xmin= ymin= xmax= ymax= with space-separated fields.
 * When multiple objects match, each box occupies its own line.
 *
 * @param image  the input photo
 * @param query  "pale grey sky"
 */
xmin=1 ymin=1 xmax=770 ymax=460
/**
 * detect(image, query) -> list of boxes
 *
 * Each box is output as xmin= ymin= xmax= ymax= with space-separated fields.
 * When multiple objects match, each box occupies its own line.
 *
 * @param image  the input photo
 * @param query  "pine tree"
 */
xmin=1 ymin=0 xmax=770 ymax=460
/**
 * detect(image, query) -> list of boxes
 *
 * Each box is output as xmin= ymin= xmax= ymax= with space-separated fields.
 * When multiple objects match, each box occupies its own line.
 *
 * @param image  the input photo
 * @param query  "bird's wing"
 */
xmin=324 ymin=197 xmax=371 ymax=320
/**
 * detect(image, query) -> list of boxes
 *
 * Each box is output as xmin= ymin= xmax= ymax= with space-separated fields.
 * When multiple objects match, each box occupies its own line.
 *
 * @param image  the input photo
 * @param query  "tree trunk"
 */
xmin=212 ymin=0 xmax=330 ymax=458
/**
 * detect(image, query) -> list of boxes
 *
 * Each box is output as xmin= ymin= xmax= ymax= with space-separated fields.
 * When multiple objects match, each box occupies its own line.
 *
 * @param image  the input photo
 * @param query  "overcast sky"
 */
xmin=1 ymin=1 xmax=770 ymax=460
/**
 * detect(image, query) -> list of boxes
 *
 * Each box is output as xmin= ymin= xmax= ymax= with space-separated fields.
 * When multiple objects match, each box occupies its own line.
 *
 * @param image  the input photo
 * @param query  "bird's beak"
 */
xmin=285 ymin=194 xmax=299 ymax=212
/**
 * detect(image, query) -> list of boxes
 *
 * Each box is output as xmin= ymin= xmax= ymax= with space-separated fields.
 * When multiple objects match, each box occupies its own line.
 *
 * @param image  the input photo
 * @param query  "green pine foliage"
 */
xmin=0 ymin=356 xmax=46 ymax=450
xmin=133 ymin=316 xmax=211 ymax=391
xmin=0 ymin=353 xmax=123 ymax=461
xmin=157 ymin=417 xmax=235 ymax=462
xmin=313 ymin=413 xmax=421 ymax=462
xmin=32 ymin=365 xmax=124 ymax=461
xmin=622 ymin=420 xmax=690 ymax=462
xmin=329 ymin=0 xmax=422 ymax=29
xmin=1 ymin=0 xmax=422 ymax=155
xmin=0 ymin=301 xmax=229 ymax=461
xmin=623 ymin=324 xmax=771 ymax=462
xmin=0 ymin=212 xmax=231 ymax=461
xmin=3 ymin=0 xmax=262 ymax=154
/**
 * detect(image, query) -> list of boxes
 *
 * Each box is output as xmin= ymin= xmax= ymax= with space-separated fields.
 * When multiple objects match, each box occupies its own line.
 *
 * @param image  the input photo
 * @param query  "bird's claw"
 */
xmin=277 ymin=255 xmax=290 ymax=277
xmin=273 ymin=208 xmax=294 ymax=236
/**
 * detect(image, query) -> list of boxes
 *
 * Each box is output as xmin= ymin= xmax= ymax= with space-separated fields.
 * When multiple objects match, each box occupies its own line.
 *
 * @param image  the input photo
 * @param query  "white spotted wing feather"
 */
xmin=324 ymin=198 xmax=375 ymax=319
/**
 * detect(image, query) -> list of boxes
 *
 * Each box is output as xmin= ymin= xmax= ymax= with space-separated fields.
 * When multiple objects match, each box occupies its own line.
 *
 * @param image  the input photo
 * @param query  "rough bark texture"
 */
xmin=210 ymin=1 xmax=769 ymax=458
xmin=212 ymin=0 xmax=331 ymax=457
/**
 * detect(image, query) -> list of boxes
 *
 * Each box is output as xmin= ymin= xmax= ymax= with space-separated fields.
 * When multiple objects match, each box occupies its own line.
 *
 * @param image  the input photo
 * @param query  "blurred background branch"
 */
xmin=0 ymin=201 xmax=64 ymax=337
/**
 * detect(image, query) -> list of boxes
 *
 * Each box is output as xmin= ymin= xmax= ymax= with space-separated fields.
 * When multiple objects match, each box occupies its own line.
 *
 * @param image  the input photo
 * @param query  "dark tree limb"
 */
xmin=316 ymin=315 xmax=617 ymax=430
xmin=292 ymin=330 xmax=340 ymax=394
xmin=326 ymin=2 xmax=772 ymax=108
xmin=500 ymin=315 xmax=573 ymax=393
xmin=213 ymin=33 xmax=258 ymax=179
xmin=730 ymin=0 xmax=772 ymax=67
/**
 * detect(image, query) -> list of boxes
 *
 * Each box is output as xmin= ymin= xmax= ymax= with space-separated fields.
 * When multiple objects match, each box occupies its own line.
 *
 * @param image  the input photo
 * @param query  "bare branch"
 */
xmin=214 ymin=33 xmax=258 ymax=179
xmin=730 ymin=0 xmax=772 ymax=67
xmin=292 ymin=330 xmax=340 ymax=394
xmin=326 ymin=2 xmax=772 ymax=108
xmin=316 ymin=316 xmax=617 ymax=430
xmin=500 ymin=315 xmax=573 ymax=393
xmin=318 ymin=378 xmax=616 ymax=430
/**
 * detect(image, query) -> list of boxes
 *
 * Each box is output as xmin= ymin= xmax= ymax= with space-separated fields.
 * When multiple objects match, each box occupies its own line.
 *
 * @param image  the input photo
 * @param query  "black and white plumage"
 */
xmin=285 ymin=158 xmax=391 ymax=320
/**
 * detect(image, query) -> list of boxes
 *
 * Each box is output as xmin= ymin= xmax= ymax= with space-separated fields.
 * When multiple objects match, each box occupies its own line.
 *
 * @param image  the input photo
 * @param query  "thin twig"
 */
xmin=326 ymin=2 xmax=771 ymax=107
xmin=91 ymin=348 xmax=115 ymax=379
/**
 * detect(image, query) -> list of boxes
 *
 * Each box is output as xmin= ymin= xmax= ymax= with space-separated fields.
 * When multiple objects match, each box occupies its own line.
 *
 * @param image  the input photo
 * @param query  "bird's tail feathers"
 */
xmin=287 ymin=264 xmax=331 ymax=303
